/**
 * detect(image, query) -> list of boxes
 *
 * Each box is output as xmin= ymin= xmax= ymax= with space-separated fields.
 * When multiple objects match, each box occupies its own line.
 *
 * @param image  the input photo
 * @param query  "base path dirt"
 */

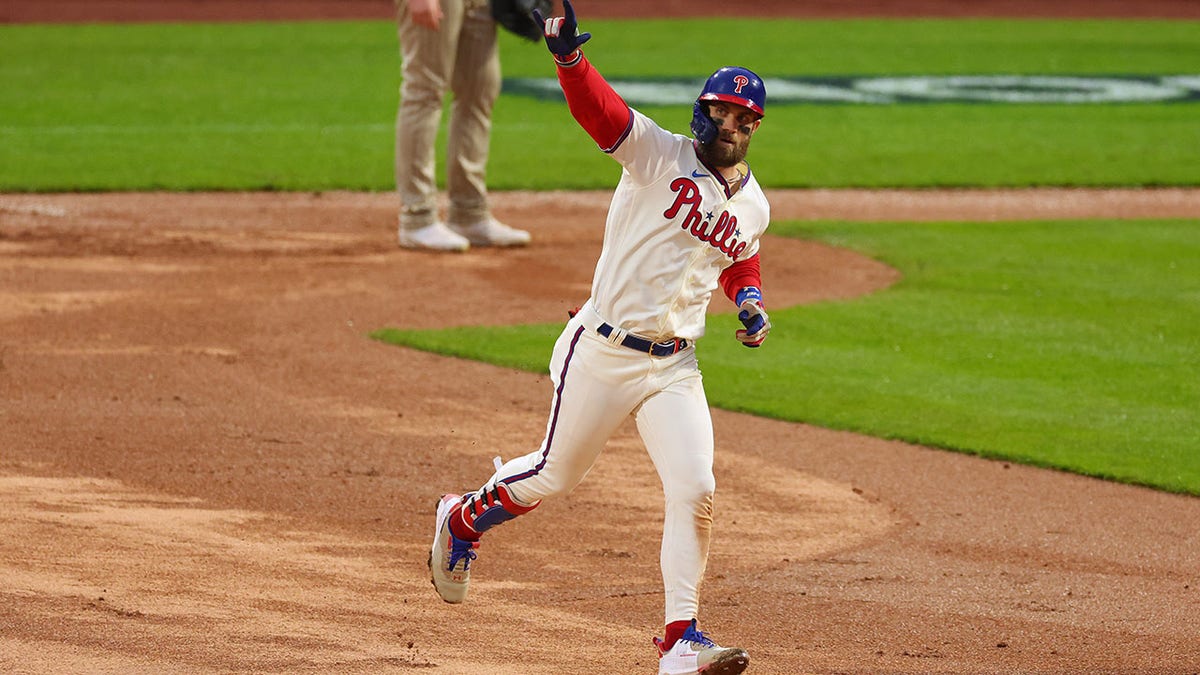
xmin=2 ymin=189 xmax=1199 ymax=674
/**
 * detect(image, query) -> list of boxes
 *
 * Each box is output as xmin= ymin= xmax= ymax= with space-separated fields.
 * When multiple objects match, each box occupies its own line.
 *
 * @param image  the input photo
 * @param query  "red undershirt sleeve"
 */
xmin=719 ymin=254 xmax=763 ymax=304
xmin=556 ymin=54 xmax=634 ymax=152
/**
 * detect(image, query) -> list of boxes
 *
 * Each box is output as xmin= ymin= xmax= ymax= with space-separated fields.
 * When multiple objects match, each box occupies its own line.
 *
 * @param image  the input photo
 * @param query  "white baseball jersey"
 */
xmin=589 ymin=109 xmax=771 ymax=342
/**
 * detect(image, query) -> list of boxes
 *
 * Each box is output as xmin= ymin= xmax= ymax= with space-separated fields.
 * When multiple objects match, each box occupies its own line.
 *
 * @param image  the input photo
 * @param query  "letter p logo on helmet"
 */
xmin=696 ymin=66 xmax=766 ymax=118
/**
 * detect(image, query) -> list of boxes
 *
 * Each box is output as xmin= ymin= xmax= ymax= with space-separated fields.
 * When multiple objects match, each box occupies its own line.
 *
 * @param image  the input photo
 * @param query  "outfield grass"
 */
xmin=374 ymin=219 xmax=1200 ymax=495
xmin=2 ymin=18 xmax=1199 ymax=190
xmin=0 ymin=21 xmax=394 ymax=191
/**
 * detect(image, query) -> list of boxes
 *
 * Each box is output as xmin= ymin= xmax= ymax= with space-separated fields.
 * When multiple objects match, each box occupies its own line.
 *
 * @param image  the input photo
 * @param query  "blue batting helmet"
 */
xmin=691 ymin=66 xmax=765 ymax=144
xmin=697 ymin=66 xmax=766 ymax=117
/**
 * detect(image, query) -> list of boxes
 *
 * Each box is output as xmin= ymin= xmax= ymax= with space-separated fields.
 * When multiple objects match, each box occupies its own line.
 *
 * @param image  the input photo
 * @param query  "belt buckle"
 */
xmin=651 ymin=337 xmax=681 ymax=356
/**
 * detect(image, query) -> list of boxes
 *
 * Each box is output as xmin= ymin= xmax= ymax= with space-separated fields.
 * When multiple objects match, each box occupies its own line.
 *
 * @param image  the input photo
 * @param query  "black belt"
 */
xmin=597 ymin=323 xmax=690 ymax=357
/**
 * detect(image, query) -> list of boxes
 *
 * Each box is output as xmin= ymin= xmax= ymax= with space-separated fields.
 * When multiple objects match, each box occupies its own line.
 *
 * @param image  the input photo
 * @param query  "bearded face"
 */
xmin=695 ymin=101 xmax=759 ymax=169
xmin=697 ymin=126 xmax=752 ymax=168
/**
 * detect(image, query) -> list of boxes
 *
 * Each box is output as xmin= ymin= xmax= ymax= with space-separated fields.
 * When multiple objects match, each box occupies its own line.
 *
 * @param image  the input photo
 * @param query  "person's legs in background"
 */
xmin=395 ymin=0 xmax=471 ymax=251
xmin=443 ymin=0 xmax=529 ymax=247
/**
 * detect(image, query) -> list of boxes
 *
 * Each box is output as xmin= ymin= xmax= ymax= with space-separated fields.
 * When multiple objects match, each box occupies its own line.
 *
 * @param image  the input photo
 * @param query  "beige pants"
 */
xmin=395 ymin=0 xmax=500 ymax=230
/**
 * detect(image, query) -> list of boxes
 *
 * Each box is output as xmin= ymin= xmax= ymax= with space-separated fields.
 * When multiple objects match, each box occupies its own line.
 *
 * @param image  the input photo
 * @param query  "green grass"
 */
xmin=2 ymin=18 xmax=1199 ymax=190
xmin=0 ymin=21 xmax=396 ymax=191
xmin=374 ymin=219 xmax=1200 ymax=495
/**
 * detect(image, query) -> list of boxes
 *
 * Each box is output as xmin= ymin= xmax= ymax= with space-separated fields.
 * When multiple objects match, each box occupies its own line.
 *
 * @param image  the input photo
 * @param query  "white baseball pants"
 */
xmin=488 ymin=302 xmax=717 ymax=624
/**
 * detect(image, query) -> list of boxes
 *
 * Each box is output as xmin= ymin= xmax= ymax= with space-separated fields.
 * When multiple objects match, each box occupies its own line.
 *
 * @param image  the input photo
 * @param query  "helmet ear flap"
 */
xmin=691 ymin=101 xmax=718 ymax=145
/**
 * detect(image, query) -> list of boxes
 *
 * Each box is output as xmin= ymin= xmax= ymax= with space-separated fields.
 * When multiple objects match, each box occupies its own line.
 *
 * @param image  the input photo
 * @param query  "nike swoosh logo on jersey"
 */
xmin=691 ymin=169 xmax=708 ymax=178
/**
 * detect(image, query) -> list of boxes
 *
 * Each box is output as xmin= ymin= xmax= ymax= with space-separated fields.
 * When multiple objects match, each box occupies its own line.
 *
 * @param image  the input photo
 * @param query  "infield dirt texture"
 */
xmin=2 ymin=1 xmax=1200 ymax=674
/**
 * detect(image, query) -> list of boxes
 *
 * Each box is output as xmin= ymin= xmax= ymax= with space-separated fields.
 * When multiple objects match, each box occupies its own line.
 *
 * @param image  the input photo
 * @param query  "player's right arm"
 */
xmin=532 ymin=0 xmax=631 ymax=152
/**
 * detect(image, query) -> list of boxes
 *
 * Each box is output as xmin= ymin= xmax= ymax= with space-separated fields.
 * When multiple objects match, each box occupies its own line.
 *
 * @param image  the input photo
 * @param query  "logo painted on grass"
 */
xmin=504 ymin=75 xmax=1200 ymax=105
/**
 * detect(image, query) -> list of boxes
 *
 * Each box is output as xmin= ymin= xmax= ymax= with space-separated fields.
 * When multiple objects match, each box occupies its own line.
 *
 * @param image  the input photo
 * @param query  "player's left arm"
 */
xmin=719 ymin=255 xmax=771 ymax=348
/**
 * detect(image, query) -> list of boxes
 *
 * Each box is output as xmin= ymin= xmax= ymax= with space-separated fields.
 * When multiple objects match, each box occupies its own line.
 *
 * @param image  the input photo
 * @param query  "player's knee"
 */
xmin=664 ymin=470 xmax=716 ymax=506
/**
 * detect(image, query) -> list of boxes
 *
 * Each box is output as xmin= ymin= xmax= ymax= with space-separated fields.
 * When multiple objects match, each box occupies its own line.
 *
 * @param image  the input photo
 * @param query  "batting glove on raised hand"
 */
xmin=735 ymin=286 xmax=771 ymax=348
xmin=531 ymin=0 xmax=591 ymax=65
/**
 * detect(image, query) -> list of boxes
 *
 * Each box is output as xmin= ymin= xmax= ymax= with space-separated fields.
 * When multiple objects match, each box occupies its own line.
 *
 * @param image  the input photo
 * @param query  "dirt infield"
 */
xmin=4 ymin=189 xmax=1200 ymax=674
xmin=4 ymin=1 xmax=1200 ymax=673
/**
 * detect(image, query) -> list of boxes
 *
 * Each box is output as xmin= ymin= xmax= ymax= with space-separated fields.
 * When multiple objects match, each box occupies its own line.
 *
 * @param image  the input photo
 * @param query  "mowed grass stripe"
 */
xmin=2 ymin=19 xmax=1199 ymax=189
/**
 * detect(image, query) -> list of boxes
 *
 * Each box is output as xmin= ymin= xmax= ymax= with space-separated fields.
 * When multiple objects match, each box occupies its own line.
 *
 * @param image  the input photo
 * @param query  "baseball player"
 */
xmin=428 ymin=2 xmax=770 ymax=673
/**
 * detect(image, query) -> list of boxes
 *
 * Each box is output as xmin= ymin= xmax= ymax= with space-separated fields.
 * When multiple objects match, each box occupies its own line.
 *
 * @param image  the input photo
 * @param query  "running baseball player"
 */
xmin=428 ymin=2 xmax=770 ymax=673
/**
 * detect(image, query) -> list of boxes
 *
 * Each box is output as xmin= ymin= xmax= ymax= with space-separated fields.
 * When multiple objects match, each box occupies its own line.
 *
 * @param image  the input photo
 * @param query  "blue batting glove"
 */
xmin=531 ymin=0 xmax=591 ymax=63
xmin=735 ymin=286 xmax=771 ymax=348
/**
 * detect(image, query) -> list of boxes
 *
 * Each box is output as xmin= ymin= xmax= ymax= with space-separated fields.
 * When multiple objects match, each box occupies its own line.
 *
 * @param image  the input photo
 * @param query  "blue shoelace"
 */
xmin=447 ymin=535 xmax=478 ymax=571
xmin=681 ymin=623 xmax=716 ymax=649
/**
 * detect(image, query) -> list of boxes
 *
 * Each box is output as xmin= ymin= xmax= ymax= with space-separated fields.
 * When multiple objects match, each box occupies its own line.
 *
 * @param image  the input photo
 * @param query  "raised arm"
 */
xmin=532 ymin=0 xmax=632 ymax=151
